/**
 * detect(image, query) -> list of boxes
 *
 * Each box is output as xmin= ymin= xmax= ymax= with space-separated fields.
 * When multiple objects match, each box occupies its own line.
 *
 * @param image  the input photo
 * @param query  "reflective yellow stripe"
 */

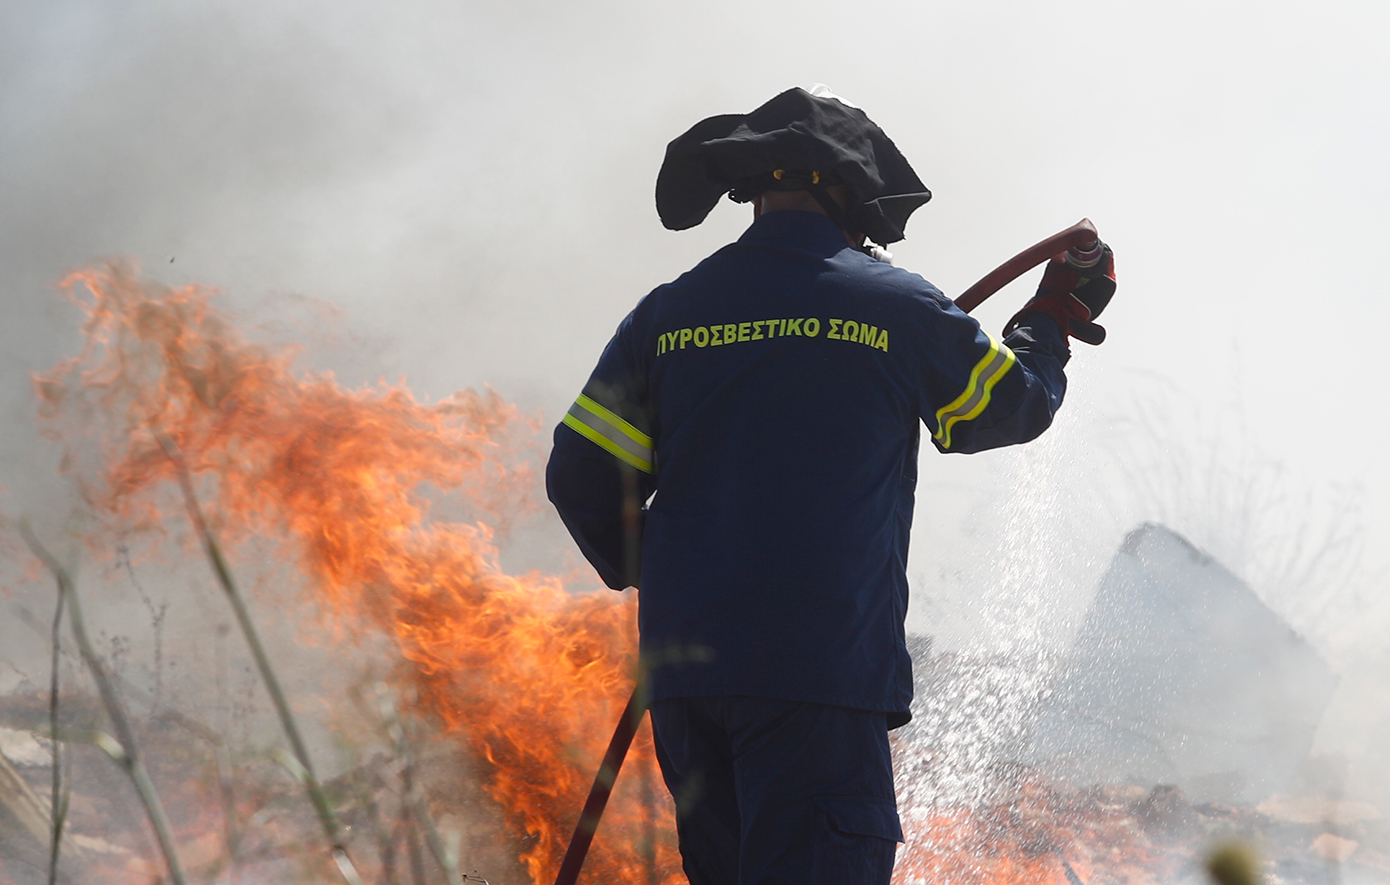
xmin=563 ymin=394 xmax=655 ymax=473
xmin=933 ymin=334 xmax=1017 ymax=450
xmin=575 ymin=394 xmax=653 ymax=449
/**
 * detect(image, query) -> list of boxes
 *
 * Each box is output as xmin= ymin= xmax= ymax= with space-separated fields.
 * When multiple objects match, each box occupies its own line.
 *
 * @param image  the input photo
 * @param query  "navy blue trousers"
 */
xmin=649 ymin=696 xmax=902 ymax=885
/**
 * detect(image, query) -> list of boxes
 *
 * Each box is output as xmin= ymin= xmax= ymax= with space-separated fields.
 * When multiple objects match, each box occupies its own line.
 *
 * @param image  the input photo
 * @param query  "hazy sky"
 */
xmin=3 ymin=0 xmax=1388 ymax=665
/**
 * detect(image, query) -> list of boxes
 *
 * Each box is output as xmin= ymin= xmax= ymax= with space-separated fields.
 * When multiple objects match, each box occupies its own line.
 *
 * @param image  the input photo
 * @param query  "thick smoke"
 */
xmin=3 ymin=2 xmax=1389 ymax=878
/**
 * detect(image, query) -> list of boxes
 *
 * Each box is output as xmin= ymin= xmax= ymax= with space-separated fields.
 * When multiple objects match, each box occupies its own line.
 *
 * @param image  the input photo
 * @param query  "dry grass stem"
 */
xmin=19 ymin=521 xmax=189 ymax=885
xmin=11 ymin=603 xmax=223 ymax=747
xmin=45 ymin=582 xmax=70 ymax=885
xmin=156 ymin=433 xmax=367 ymax=885
xmin=373 ymin=685 xmax=462 ymax=885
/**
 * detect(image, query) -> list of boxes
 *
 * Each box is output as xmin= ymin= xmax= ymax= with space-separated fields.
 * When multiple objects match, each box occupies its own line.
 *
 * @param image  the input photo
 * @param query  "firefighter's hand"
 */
xmin=1042 ymin=242 xmax=1115 ymax=319
xmin=1008 ymin=242 xmax=1116 ymax=345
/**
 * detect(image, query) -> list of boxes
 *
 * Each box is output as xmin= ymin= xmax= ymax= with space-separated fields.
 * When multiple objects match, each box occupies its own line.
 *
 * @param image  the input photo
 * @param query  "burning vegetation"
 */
xmin=6 ymin=263 xmax=678 ymax=884
xmin=1 ymin=264 xmax=1387 ymax=885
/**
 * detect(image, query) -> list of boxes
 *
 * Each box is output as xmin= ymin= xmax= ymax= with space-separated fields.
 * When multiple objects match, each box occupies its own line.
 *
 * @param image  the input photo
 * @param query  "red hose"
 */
xmin=954 ymin=218 xmax=1099 ymax=314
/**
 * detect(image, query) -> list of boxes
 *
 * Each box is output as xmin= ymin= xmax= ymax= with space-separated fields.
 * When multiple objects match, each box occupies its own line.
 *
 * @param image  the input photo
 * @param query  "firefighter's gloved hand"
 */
xmin=1006 ymin=242 xmax=1116 ymax=345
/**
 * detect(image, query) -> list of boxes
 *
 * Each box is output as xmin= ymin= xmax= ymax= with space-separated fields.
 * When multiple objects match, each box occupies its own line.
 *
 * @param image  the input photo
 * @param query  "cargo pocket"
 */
xmin=812 ymin=796 xmax=903 ymax=884
xmin=815 ymin=795 xmax=904 ymax=843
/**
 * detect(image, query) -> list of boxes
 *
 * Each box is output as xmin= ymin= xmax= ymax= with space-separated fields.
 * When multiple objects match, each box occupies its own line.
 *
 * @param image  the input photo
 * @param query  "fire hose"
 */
xmin=954 ymin=218 xmax=1100 ymax=313
xmin=552 ymin=217 xmax=1105 ymax=885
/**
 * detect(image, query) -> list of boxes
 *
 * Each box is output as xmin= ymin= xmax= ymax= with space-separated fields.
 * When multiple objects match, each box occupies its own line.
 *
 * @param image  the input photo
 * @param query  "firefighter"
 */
xmin=546 ymin=86 xmax=1115 ymax=885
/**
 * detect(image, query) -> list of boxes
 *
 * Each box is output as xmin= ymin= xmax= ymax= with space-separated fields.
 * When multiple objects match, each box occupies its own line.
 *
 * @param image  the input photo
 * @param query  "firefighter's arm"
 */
xmin=919 ymin=294 xmax=1070 ymax=455
xmin=545 ymin=316 xmax=656 ymax=590
xmin=547 ymin=436 xmax=650 ymax=590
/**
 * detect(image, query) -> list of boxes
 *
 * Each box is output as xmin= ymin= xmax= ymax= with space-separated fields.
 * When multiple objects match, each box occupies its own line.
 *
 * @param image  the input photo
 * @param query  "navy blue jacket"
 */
xmin=547 ymin=211 xmax=1069 ymax=726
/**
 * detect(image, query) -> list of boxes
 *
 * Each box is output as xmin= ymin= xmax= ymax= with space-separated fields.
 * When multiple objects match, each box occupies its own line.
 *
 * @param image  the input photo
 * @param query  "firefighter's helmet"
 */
xmin=656 ymin=85 xmax=931 ymax=246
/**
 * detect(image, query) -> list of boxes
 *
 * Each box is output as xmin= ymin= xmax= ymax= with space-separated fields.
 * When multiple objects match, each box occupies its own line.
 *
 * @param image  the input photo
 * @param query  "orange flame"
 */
xmin=35 ymin=263 xmax=681 ymax=885
xmin=895 ymin=772 xmax=1182 ymax=885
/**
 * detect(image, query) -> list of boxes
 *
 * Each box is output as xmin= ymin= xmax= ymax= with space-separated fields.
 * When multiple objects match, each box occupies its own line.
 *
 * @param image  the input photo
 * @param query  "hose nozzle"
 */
xmin=1065 ymin=239 xmax=1105 ymax=270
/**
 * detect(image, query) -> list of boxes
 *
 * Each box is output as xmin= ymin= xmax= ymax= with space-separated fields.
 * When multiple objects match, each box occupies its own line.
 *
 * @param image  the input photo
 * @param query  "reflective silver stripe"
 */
xmin=563 ymin=394 xmax=655 ymax=473
xmin=933 ymin=335 xmax=1017 ymax=450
